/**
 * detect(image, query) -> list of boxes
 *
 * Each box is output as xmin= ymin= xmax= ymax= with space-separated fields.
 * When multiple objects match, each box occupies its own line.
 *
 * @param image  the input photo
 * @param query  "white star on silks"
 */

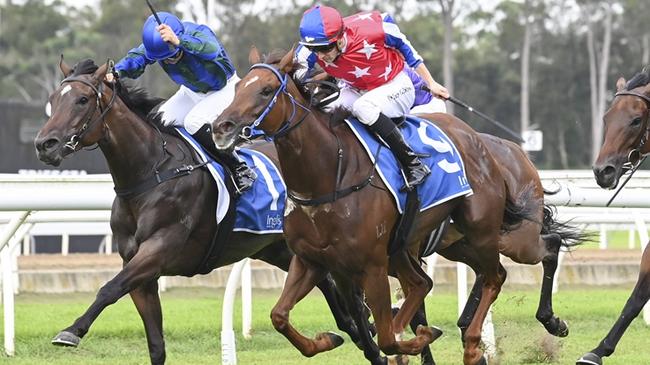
xmin=348 ymin=65 xmax=371 ymax=78
xmin=378 ymin=62 xmax=392 ymax=81
xmin=322 ymin=60 xmax=338 ymax=68
xmin=355 ymin=13 xmax=373 ymax=21
xmin=357 ymin=40 xmax=378 ymax=60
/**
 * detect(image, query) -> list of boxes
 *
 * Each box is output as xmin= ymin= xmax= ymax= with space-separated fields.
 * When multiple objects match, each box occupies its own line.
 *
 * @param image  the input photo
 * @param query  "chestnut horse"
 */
xmin=212 ymin=48 xmax=537 ymax=365
xmin=34 ymin=58 xmax=362 ymax=365
xmin=580 ymin=69 xmax=650 ymax=365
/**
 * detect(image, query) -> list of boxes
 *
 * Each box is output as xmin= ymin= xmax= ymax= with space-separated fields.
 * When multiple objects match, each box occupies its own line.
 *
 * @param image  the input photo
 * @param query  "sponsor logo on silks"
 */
xmin=266 ymin=214 xmax=283 ymax=229
xmin=305 ymin=36 xmax=315 ymax=42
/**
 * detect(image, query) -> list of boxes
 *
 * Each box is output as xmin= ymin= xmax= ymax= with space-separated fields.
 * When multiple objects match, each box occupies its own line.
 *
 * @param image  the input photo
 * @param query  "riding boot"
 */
xmin=368 ymin=113 xmax=430 ymax=191
xmin=191 ymin=124 xmax=257 ymax=194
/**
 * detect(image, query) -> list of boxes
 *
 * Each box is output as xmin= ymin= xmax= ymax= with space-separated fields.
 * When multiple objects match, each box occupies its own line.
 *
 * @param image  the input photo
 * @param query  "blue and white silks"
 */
xmin=344 ymin=115 xmax=473 ymax=214
xmin=177 ymin=128 xmax=286 ymax=234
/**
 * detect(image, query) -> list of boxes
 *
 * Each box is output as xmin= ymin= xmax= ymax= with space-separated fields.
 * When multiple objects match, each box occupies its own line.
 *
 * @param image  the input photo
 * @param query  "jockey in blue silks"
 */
xmin=109 ymin=11 xmax=256 ymax=194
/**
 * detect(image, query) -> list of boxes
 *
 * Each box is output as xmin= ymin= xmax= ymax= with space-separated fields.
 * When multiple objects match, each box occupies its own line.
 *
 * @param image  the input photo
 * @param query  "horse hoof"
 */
xmin=430 ymin=325 xmax=443 ymax=342
xmin=474 ymin=354 xmax=488 ymax=365
xmin=52 ymin=331 xmax=80 ymax=347
xmin=576 ymin=352 xmax=602 ymax=365
xmin=415 ymin=325 xmax=443 ymax=344
xmin=387 ymin=354 xmax=409 ymax=365
xmin=317 ymin=331 xmax=344 ymax=349
xmin=554 ymin=319 xmax=569 ymax=337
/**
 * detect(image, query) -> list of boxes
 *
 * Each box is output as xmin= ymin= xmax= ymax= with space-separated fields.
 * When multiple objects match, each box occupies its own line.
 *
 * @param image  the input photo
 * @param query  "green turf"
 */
xmin=0 ymin=286 xmax=648 ymax=364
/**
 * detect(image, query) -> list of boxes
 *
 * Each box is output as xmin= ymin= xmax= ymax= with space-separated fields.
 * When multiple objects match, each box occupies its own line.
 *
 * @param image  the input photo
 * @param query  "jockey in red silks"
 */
xmin=295 ymin=5 xmax=449 ymax=189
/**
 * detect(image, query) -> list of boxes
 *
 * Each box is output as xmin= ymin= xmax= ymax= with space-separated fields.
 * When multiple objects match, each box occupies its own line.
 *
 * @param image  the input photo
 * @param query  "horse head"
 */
xmin=212 ymin=46 xmax=304 ymax=150
xmin=593 ymin=68 xmax=650 ymax=189
xmin=35 ymin=57 xmax=113 ymax=166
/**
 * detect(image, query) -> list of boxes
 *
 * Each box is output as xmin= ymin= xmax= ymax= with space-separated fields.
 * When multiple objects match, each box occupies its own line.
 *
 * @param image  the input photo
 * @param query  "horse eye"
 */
xmin=631 ymin=117 xmax=643 ymax=126
xmin=261 ymin=87 xmax=273 ymax=97
xmin=78 ymin=96 xmax=89 ymax=105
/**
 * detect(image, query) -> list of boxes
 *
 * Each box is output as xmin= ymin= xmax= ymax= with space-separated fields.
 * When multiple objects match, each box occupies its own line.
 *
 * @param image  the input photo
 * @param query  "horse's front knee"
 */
xmin=377 ymin=336 xmax=398 ymax=355
xmin=270 ymin=307 xmax=289 ymax=332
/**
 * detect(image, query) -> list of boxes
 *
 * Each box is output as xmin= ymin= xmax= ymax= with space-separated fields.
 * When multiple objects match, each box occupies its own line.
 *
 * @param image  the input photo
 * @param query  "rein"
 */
xmin=245 ymin=62 xmax=376 ymax=206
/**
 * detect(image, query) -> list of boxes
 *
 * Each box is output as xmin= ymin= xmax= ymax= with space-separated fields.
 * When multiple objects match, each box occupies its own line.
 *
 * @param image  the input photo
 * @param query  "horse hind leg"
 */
xmin=535 ymin=233 xmax=569 ymax=337
xmin=577 ymin=244 xmax=650 ymax=365
xmin=270 ymin=256 xmax=344 ymax=357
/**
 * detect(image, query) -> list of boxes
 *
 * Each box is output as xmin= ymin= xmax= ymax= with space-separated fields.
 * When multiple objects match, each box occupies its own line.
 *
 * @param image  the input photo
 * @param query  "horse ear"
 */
xmin=59 ymin=55 xmax=73 ymax=77
xmin=249 ymin=46 xmax=261 ymax=65
xmin=93 ymin=63 xmax=109 ymax=82
xmin=616 ymin=77 xmax=627 ymax=92
xmin=279 ymin=46 xmax=296 ymax=74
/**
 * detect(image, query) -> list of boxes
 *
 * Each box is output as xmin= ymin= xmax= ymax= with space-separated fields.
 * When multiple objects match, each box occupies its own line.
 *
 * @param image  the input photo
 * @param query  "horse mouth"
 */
xmin=212 ymin=120 xmax=242 ymax=150
xmin=593 ymin=164 xmax=622 ymax=190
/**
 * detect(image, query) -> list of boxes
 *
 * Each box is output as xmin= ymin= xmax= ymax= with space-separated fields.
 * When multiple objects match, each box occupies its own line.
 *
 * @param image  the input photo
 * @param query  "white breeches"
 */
xmin=325 ymin=70 xmax=415 ymax=125
xmin=158 ymin=75 xmax=241 ymax=134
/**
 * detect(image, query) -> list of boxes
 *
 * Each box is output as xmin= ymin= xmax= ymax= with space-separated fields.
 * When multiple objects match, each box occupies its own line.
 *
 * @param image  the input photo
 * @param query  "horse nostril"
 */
xmin=39 ymin=138 xmax=60 ymax=152
xmin=214 ymin=121 xmax=236 ymax=135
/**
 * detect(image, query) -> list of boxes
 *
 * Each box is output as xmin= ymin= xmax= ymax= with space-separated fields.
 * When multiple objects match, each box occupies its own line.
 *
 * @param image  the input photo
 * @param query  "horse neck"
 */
xmin=99 ymin=99 xmax=167 ymax=189
xmin=273 ymin=93 xmax=358 ymax=196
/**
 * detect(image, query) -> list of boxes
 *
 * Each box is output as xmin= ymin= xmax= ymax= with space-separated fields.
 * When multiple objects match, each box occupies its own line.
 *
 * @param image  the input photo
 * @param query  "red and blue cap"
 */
xmin=299 ymin=5 xmax=344 ymax=46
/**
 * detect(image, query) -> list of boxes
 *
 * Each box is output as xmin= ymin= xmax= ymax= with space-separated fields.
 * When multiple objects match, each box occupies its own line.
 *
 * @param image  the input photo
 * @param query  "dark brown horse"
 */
xmin=580 ymin=69 xmax=650 ymax=365
xmin=212 ymin=48 xmax=537 ymax=365
xmin=34 ymin=58 xmax=363 ymax=365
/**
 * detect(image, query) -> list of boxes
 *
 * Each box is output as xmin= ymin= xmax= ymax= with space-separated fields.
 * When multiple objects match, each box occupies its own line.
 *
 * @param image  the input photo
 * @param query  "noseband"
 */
xmin=615 ymin=90 xmax=650 ymax=170
xmin=59 ymin=70 xmax=117 ymax=151
xmin=241 ymin=63 xmax=311 ymax=140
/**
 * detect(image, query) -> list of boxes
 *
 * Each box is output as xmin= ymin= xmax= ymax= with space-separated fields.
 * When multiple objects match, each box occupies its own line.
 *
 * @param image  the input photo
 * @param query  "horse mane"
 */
xmin=70 ymin=59 xmax=165 ymax=123
xmin=625 ymin=66 xmax=650 ymax=90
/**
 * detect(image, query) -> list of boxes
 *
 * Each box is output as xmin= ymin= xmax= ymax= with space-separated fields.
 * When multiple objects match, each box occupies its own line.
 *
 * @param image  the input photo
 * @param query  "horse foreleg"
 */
xmin=577 ymin=243 xmax=650 ymax=365
xmin=129 ymin=280 xmax=165 ymax=365
xmin=52 ymin=243 xmax=164 ymax=347
xmin=270 ymin=255 xmax=344 ymax=357
xmin=390 ymin=250 xmax=434 ymax=334
xmin=536 ymin=233 xmax=569 ymax=337
xmin=364 ymin=264 xmax=433 ymax=357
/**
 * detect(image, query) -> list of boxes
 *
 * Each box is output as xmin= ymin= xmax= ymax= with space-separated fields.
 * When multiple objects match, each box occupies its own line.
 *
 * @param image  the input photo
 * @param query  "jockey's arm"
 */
xmin=381 ymin=13 xmax=449 ymax=99
xmin=114 ymin=44 xmax=155 ymax=80
xmin=293 ymin=45 xmax=319 ymax=81
xmin=177 ymin=24 xmax=224 ymax=61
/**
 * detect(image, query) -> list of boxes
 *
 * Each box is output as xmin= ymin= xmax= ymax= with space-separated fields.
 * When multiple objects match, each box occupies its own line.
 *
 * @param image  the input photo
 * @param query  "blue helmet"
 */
xmin=299 ymin=5 xmax=344 ymax=46
xmin=142 ymin=12 xmax=184 ymax=61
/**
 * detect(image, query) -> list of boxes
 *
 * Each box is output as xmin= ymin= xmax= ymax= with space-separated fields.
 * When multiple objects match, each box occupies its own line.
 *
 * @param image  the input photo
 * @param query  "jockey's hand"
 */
xmin=105 ymin=71 xmax=116 ymax=83
xmin=428 ymin=81 xmax=450 ymax=100
xmin=157 ymin=24 xmax=180 ymax=46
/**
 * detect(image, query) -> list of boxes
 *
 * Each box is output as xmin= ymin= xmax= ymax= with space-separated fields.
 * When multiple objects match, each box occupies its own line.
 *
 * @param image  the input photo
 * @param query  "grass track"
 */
xmin=1 ymin=285 xmax=649 ymax=364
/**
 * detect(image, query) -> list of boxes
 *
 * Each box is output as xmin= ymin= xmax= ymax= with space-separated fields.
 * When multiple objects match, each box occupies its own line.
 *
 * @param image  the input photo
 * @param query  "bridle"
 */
xmin=614 ymin=90 xmax=650 ymax=170
xmin=239 ymin=63 xmax=311 ymax=141
xmin=58 ymin=67 xmax=117 ymax=152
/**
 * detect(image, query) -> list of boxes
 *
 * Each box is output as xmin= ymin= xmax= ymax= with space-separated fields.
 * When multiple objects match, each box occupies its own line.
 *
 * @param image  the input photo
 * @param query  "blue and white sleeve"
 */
xmin=293 ymin=44 xmax=319 ymax=81
xmin=381 ymin=13 xmax=423 ymax=69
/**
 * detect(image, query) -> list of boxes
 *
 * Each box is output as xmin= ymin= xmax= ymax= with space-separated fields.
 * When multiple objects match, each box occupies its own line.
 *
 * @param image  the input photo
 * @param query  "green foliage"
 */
xmin=2 ymin=0 xmax=650 ymax=168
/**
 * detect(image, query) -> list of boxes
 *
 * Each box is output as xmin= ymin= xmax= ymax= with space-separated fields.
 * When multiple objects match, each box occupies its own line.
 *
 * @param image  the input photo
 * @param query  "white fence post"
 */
xmin=221 ymin=259 xmax=249 ymax=365
xmin=242 ymin=259 xmax=252 ymax=340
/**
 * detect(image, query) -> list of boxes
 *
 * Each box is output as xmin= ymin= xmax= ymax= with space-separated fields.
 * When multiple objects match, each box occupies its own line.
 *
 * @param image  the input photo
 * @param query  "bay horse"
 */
xmin=212 ymin=48 xmax=537 ymax=365
xmin=580 ymin=68 xmax=650 ymax=365
xmin=395 ymin=133 xmax=585 ymax=365
xmin=34 ymin=58 xmax=363 ymax=365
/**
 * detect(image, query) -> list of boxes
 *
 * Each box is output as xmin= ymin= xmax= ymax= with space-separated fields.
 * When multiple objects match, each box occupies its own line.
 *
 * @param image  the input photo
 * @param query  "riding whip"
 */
xmin=422 ymin=85 xmax=525 ymax=144
xmin=146 ymin=0 xmax=162 ymax=25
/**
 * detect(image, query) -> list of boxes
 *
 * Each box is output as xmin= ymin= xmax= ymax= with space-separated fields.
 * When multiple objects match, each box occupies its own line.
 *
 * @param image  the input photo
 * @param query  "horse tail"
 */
xmin=501 ymin=182 xmax=540 ymax=233
xmin=541 ymin=204 xmax=592 ymax=249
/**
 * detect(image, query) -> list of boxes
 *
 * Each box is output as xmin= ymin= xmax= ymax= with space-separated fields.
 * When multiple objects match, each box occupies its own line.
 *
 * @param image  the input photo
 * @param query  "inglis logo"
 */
xmin=266 ymin=214 xmax=283 ymax=229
